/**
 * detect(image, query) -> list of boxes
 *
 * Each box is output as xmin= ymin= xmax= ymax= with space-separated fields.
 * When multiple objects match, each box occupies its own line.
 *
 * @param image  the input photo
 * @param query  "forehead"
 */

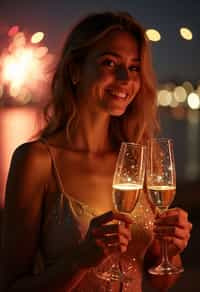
xmin=89 ymin=30 xmax=140 ymax=58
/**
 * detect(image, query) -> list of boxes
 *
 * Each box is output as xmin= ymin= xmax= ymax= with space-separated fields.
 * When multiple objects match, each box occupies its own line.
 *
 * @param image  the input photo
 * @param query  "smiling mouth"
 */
xmin=107 ymin=89 xmax=129 ymax=99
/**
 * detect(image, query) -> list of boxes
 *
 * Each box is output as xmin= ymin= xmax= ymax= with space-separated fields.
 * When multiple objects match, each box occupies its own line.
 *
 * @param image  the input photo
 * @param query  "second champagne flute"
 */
xmin=146 ymin=138 xmax=184 ymax=275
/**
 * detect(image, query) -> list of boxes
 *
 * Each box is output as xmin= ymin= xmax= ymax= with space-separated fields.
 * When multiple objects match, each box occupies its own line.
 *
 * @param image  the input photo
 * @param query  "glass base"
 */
xmin=95 ymin=266 xmax=121 ymax=281
xmin=95 ymin=266 xmax=134 ymax=282
xmin=148 ymin=263 xmax=184 ymax=275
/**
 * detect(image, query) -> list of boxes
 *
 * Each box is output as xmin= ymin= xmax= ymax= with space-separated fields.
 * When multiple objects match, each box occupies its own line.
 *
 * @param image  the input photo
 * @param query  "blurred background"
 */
xmin=0 ymin=0 xmax=199 ymax=290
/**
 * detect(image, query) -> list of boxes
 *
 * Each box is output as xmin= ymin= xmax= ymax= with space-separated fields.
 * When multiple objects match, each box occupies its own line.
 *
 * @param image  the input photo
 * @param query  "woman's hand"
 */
xmin=154 ymin=207 xmax=192 ymax=257
xmin=77 ymin=211 xmax=133 ymax=268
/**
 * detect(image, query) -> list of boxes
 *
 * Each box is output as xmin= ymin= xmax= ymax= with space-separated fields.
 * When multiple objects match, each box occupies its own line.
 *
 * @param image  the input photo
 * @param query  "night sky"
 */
xmin=1 ymin=0 xmax=200 ymax=84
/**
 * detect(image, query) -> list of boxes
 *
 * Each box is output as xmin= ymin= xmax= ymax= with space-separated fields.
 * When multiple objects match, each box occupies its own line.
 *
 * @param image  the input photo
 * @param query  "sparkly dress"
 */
xmin=36 ymin=142 xmax=155 ymax=292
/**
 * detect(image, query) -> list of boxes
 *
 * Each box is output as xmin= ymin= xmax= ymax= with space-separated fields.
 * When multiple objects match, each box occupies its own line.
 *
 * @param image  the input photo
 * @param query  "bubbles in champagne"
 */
xmin=113 ymin=183 xmax=142 ymax=213
xmin=148 ymin=185 xmax=176 ymax=211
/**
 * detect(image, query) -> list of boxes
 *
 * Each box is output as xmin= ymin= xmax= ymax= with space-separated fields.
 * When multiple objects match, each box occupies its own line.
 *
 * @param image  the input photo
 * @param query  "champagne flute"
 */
xmin=112 ymin=142 xmax=146 ymax=281
xmin=95 ymin=142 xmax=146 ymax=284
xmin=146 ymin=138 xmax=184 ymax=275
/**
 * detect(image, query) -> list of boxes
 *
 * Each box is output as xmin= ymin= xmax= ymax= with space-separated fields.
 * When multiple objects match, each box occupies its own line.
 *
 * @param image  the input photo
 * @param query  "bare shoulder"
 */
xmin=11 ymin=140 xmax=51 ymax=176
xmin=6 ymin=140 xmax=52 ymax=198
xmin=13 ymin=139 xmax=49 ymax=163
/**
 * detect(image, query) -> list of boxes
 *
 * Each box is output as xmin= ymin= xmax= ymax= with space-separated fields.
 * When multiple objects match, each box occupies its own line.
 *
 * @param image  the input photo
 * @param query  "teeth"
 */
xmin=109 ymin=90 xmax=127 ymax=98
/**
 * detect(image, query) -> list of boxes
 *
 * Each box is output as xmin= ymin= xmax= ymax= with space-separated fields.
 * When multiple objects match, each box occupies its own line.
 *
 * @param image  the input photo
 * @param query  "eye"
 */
xmin=129 ymin=65 xmax=140 ymax=72
xmin=101 ymin=58 xmax=116 ymax=68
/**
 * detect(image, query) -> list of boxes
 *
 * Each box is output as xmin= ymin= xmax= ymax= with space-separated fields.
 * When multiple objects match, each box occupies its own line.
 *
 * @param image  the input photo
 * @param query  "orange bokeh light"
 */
xmin=2 ymin=48 xmax=34 ymax=89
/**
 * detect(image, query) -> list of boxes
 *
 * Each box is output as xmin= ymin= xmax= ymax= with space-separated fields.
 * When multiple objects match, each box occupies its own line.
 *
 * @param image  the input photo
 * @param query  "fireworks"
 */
xmin=0 ymin=26 xmax=55 ymax=105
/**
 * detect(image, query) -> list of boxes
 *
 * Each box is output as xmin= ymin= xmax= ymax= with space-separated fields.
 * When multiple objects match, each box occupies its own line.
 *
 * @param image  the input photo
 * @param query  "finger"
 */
xmin=161 ymin=236 xmax=189 ymax=253
xmin=91 ymin=211 xmax=115 ymax=227
xmin=95 ymin=239 xmax=110 ymax=256
xmin=92 ymin=223 xmax=132 ymax=240
xmin=159 ymin=207 xmax=188 ymax=217
xmin=91 ymin=211 xmax=133 ymax=228
xmin=154 ymin=225 xmax=190 ymax=240
xmin=158 ymin=208 xmax=188 ymax=222
xmin=112 ymin=212 xmax=133 ymax=225
xmin=156 ymin=210 xmax=189 ymax=227
xmin=95 ymin=238 xmax=121 ymax=255
xmin=118 ymin=223 xmax=132 ymax=240
xmin=100 ymin=234 xmax=129 ymax=247
xmin=92 ymin=223 xmax=119 ymax=236
xmin=103 ymin=235 xmax=129 ymax=253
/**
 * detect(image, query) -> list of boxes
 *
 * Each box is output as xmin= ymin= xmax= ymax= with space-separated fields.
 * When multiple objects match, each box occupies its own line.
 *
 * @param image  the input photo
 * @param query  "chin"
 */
xmin=109 ymin=109 xmax=126 ymax=116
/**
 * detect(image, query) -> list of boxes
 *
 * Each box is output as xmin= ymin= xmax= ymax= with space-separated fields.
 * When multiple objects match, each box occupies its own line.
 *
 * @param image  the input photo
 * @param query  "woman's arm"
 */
xmin=1 ymin=142 xmax=88 ymax=292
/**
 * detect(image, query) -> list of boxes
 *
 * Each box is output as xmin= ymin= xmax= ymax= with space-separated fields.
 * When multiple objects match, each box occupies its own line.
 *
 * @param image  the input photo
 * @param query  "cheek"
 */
xmin=84 ymin=68 xmax=113 ymax=90
xmin=137 ymin=81 xmax=141 ymax=94
xmin=133 ymin=74 xmax=142 ymax=91
xmin=93 ymin=68 xmax=114 ymax=85
xmin=132 ymin=76 xmax=141 ymax=94
xmin=78 ymin=70 xmax=111 ymax=101
xmin=128 ymin=78 xmax=141 ymax=104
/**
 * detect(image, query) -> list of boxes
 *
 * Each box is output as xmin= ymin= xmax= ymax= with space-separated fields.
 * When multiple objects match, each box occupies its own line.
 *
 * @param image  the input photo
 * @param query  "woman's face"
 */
xmin=76 ymin=29 xmax=141 ymax=116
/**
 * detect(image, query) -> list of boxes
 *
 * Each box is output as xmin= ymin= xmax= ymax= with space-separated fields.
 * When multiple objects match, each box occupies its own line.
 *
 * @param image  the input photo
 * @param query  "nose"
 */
xmin=115 ymin=65 xmax=129 ymax=82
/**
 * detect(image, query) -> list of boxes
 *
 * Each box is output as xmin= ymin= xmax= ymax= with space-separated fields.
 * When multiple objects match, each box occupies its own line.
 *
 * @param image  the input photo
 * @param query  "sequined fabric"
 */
xmin=38 ymin=189 xmax=154 ymax=292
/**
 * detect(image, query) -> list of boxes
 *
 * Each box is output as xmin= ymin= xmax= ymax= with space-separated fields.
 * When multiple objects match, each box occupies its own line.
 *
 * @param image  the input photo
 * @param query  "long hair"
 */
xmin=41 ymin=12 xmax=159 ymax=148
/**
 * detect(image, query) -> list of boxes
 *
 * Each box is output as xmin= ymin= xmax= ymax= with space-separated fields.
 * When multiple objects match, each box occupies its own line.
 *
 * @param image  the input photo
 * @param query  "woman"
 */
xmin=1 ymin=12 xmax=192 ymax=291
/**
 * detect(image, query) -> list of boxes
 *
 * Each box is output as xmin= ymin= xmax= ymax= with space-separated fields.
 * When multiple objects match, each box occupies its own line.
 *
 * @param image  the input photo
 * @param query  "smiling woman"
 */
xmin=42 ymin=12 xmax=158 ymax=147
xmin=75 ymin=30 xmax=141 ymax=117
xmin=1 ymin=11 xmax=192 ymax=292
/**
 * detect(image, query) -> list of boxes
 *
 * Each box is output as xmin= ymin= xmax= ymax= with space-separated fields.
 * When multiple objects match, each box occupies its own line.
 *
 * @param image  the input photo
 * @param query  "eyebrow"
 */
xmin=97 ymin=51 xmax=140 ymax=62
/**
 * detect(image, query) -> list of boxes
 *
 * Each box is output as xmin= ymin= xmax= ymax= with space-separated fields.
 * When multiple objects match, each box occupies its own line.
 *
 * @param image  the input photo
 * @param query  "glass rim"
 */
xmin=148 ymin=138 xmax=174 ymax=143
xmin=121 ymin=142 xmax=146 ymax=148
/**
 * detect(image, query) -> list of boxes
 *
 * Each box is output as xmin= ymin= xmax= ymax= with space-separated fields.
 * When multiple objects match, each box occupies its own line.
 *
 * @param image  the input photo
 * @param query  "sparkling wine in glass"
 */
xmin=111 ymin=142 xmax=146 ymax=281
xmin=95 ymin=142 xmax=146 ymax=284
xmin=147 ymin=138 xmax=184 ymax=275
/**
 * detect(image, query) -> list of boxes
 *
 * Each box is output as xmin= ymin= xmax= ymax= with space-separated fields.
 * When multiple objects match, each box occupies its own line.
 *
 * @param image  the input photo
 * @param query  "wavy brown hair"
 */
xmin=41 ymin=12 xmax=159 ymax=148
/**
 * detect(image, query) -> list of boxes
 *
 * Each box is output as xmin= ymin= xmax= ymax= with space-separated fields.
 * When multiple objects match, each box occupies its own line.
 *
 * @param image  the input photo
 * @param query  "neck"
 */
xmin=69 ymin=111 xmax=112 ymax=154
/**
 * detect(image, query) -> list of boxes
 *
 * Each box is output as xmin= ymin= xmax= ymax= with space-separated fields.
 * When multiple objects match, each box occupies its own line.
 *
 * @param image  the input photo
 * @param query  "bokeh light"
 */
xmin=173 ymin=86 xmax=187 ymax=102
xmin=187 ymin=93 xmax=200 ymax=110
xmin=158 ymin=90 xmax=173 ymax=106
xmin=31 ymin=32 xmax=45 ymax=44
xmin=2 ymin=48 xmax=34 ymax=89
xmin=180 ymin=27 xmax=193 ymax=40
xmin=182 ymin=81 xmax=194 ymax=94
xmin=146 ymin=29 xmax=161 ymax=41
xmin=8 ymin=25 xmax=19 ymax=37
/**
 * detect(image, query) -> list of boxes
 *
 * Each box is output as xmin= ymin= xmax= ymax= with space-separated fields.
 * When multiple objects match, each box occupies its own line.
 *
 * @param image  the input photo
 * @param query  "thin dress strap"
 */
xmin=40 ymin=138 xmax=97 ymax=218
xmin=40 ymin=138 xmax=65 ymax=218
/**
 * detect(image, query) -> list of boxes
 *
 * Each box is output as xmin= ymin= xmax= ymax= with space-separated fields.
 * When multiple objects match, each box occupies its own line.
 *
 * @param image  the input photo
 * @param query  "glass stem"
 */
xmin=160 ymin=239 xmax=170 ymax=267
